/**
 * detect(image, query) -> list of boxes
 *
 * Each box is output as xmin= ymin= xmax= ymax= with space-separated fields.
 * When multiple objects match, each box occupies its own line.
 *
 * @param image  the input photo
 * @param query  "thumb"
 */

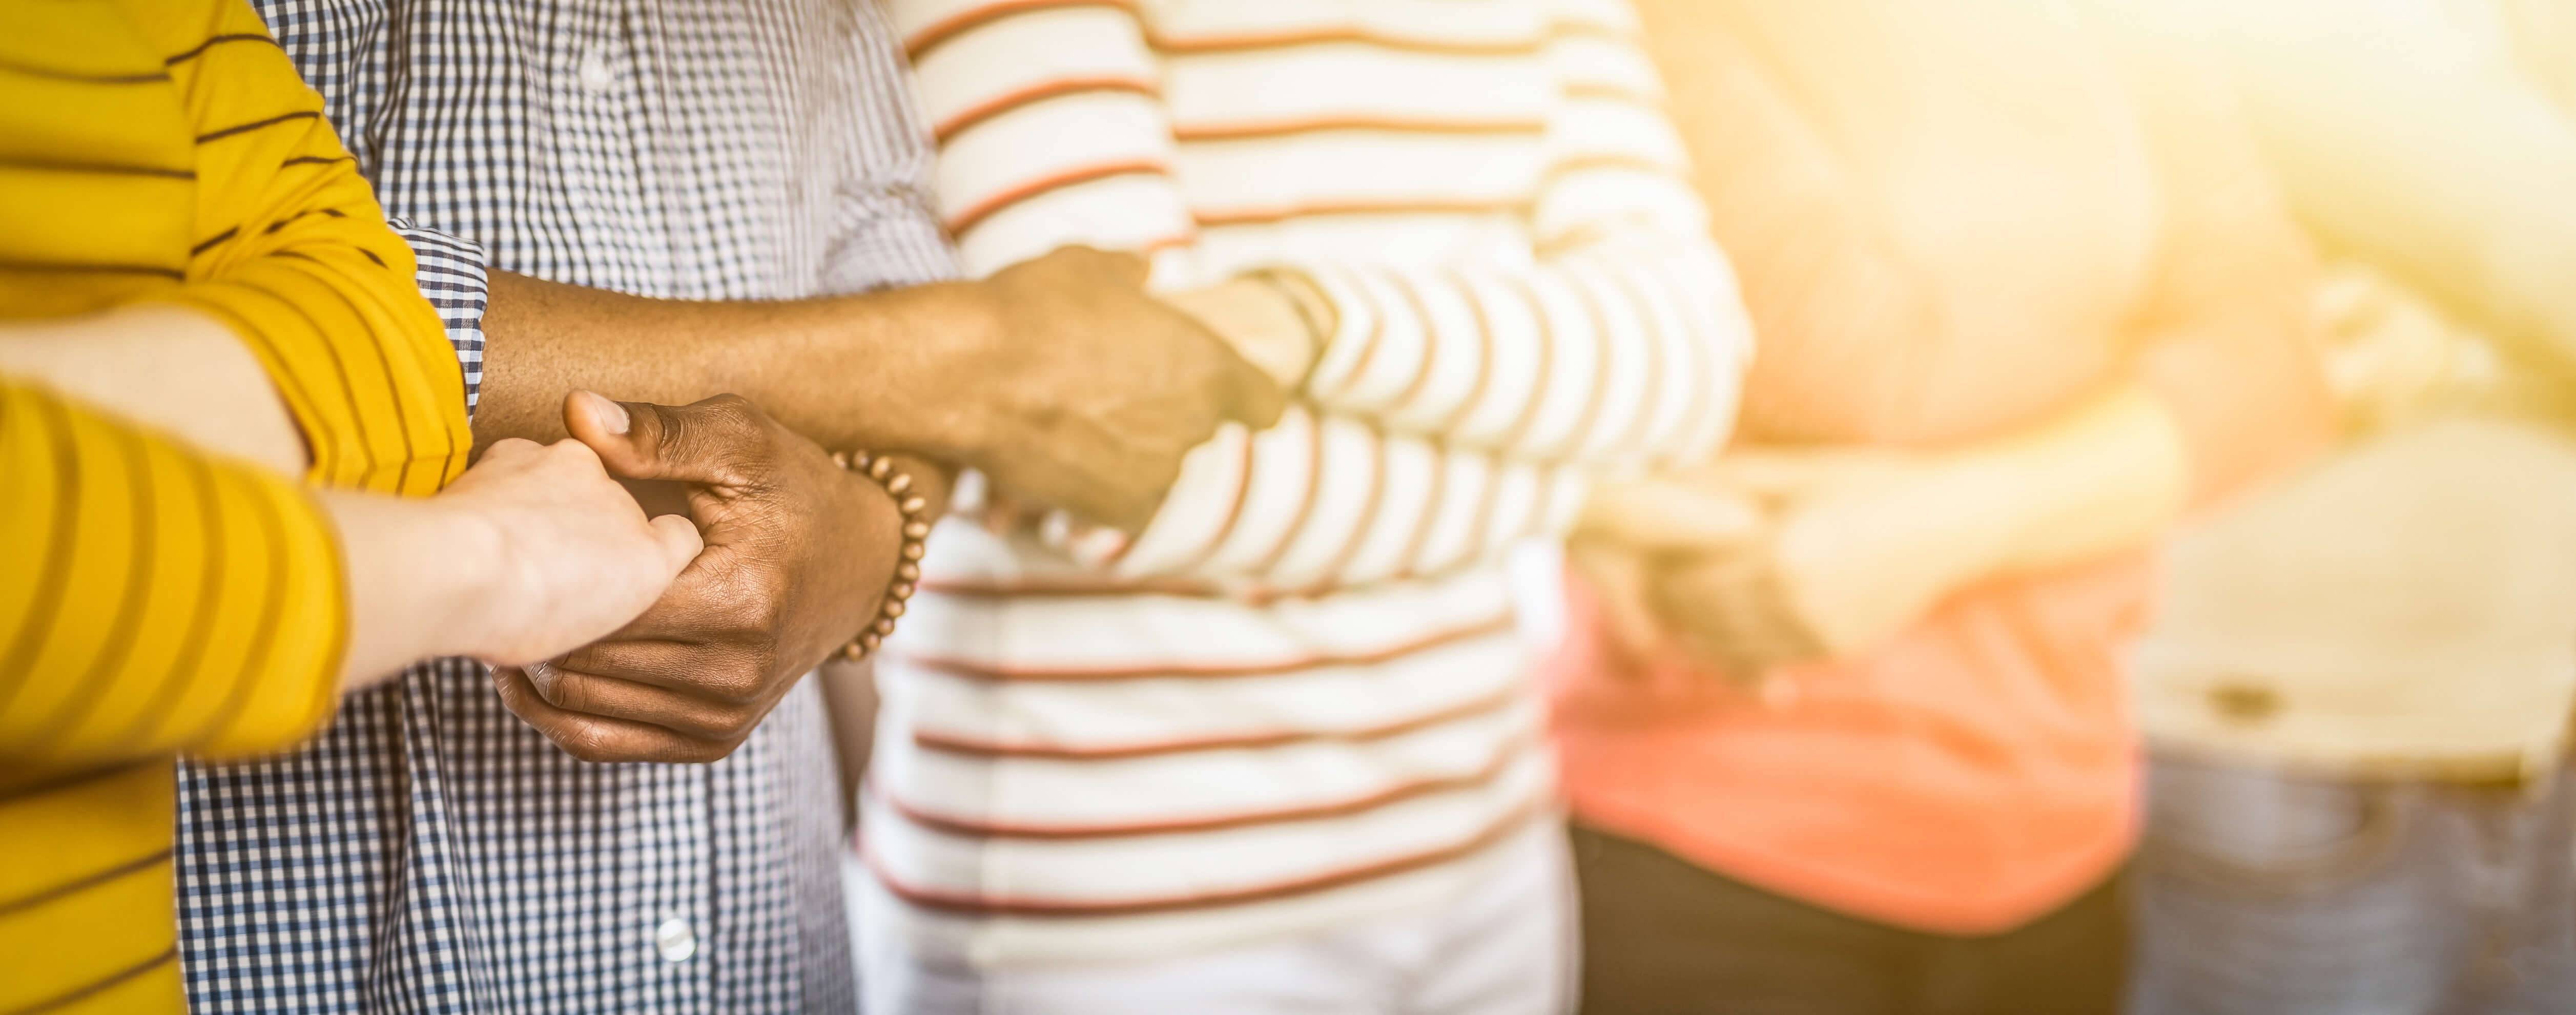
xmin=565 ymin=390 xmax=765 ymax=487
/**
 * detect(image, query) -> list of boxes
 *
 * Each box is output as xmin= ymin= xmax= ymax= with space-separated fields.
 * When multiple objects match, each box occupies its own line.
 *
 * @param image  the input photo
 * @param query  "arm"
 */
xmin=2154 ymin=0 xmax=2576 ymax=380
xmin=910 ymin=0 xmax=1744 ymax=466
xmin=1287 ymin=0 xmax=1745 ymax=466
xmin=0 ymin=305 xmax=307 ymax=476
xmin=1591 ymin=14 xmax=2330 ymax=669
xmin=897 ymin=0 xmax=1750 ymax=588
xmin=464 ymin=235 xmax=1275 ymax=534
xmin=0 ymin=380 xmax=695 ymax=783
xmin=130 ymin=0 xmax=472 ymax=495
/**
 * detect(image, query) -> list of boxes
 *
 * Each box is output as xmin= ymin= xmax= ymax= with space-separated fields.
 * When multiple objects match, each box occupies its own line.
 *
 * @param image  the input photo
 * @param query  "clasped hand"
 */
xmin=1572 ymin=448 xmax=1988 ymax=676
xmin=490 ymin=392 xmax=912 ymax=763
xmin=959 ymin=247 xmax=1289 ymax=530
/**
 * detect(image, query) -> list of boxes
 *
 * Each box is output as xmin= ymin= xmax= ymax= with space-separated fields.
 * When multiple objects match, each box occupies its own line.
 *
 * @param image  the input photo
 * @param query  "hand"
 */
xmin=1161 ymin=273 xmax=1327 ymax=390
xmin=963 ymin=246 xmax=1289 ymax=530
xmin=1594 ymin=449 xmax=1990 ymax=673
xmin=492 ymin=392 xmax=905 ymax=763
xmin=433 ymin=436 xmax=705 ymax=666
xmin=325 ymin=421 xmax=703 ymax=688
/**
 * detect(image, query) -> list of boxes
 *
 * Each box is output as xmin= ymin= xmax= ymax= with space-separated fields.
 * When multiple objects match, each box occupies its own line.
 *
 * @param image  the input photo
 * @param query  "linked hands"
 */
xmin=1573 ymin=448 xmax=1991 ymax=676
xmin=496 ymin=392 xmax=923 ymax=763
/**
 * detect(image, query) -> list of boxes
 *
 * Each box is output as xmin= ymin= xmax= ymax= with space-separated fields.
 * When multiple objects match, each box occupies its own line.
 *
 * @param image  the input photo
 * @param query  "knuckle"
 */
xmin=486 ymin=437 xmax=542 ymax=459
xmin=536 ymin=672 xmax=585 ymax=710
xmin=698 ymin=394 xmax=765 ymax=434
xmin=707 ymin=660 xmax=769 ymax=702
xmin=708 ymin=710 xmax=758 ymax=741
xmin=555 ymin=723 xmax=624 ymax=763
xmin=546 ymin=438 xmax=604 ymax=469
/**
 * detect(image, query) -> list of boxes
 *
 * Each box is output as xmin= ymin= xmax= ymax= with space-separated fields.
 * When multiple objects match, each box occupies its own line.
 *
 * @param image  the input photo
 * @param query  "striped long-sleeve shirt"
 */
xmin=865 ymin=0 xmax=1754 ymax=964
xmin=0 ymin=382 xmax=352 ymax=1015
xmin=0 ymin=1 xmax=470 ymax=1010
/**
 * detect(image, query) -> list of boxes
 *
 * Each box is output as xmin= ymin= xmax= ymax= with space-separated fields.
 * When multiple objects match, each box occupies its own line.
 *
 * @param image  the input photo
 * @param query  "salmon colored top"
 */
xmin=1547 ymin=0 xmax=2331 ymax=934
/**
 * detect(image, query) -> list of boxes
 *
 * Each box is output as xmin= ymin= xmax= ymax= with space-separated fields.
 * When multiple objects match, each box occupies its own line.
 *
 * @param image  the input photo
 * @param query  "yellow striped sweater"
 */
xmin=0 ymin=0 xmax=469 ymax=1010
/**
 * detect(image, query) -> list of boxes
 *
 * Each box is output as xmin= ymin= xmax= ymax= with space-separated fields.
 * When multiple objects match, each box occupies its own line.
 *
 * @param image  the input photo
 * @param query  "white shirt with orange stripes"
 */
xmin=864 ymin=0 xmax=1754 ymax=966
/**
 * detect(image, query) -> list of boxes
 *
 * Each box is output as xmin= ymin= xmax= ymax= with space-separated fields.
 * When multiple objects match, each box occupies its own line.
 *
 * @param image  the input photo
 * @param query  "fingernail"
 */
xmin=580 ymin=391 xmax=630 ymax=434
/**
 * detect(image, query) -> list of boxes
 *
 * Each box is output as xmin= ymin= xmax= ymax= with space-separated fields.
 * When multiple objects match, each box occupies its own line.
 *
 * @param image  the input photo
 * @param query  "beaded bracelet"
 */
xmin=830 ymin=449 xmax=933 ymax=660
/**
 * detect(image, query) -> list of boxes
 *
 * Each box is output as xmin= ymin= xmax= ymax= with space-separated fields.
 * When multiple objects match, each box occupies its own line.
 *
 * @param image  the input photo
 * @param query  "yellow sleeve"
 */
xmin=121 ymin=0 xmax=471 ymax=498
xmin=0 ymin=380 xmax=347 ymax=778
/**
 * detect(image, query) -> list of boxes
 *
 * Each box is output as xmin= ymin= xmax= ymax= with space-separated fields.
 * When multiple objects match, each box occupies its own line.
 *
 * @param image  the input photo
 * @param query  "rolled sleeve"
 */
xmin=390 ymin=218 xmax=490 ymax=418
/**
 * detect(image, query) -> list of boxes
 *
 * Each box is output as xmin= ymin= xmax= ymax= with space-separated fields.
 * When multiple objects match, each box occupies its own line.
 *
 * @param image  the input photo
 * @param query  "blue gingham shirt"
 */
xmin=176 ymin=2 xmax=958 ymax=1012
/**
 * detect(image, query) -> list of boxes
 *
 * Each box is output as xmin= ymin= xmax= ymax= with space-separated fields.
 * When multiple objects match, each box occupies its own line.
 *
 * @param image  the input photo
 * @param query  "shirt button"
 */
xmin=654 ymin=916 xmax=697 ymax=963
xmin=576 ymin=47 xmax=615 ymax=95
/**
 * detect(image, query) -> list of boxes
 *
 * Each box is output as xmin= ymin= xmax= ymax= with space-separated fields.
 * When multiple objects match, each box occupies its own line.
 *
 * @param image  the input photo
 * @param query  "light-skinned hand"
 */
xmin=1585 ymin=448 xmax=1990 ymax=674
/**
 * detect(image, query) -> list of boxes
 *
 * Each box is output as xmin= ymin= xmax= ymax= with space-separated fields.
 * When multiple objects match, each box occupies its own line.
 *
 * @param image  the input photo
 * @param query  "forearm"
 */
xmin=1926 ymin=383 xmax=2191 ymax=582
xmin=2191 ymin=0 xmax=2576 ymax=372
xmin=476 ymin=271 xmax=1001 ymax=459
xmin=0 ymin=304 xmax=307 ymax=476
xmin=1287 ymin=241 xmax=1747 ymax=468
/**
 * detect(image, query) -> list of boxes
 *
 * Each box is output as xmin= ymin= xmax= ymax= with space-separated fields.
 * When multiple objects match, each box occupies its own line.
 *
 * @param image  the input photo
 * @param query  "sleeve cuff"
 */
xmin=390 ymin=218 xmax=490 ymax=420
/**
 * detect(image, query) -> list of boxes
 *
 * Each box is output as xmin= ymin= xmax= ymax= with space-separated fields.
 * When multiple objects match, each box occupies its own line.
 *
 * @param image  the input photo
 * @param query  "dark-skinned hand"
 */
xmin=965 ymin=246 xmax=1288 ymax=530
xmin=493 ymin=391 xmax=916 ymax=763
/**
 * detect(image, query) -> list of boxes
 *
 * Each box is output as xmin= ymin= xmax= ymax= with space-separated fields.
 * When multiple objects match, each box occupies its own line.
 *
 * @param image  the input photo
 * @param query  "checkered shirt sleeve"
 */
xmin=389 ymin=218 xmax=488 ymax=415
xmin=175 ymin=1 xmax=958 ymax=1012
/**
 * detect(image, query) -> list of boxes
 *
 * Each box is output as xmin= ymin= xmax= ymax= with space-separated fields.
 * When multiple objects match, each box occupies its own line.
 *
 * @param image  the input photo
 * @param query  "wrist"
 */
xmin=797 ymin=281 xmax=1008 ymax=466
xmin=902 ymin=280 xmax=1015 ymax=469
xmin=827 ymin=449 xmax=935 ymax=658
xmin=416 ymin=496 xmax=515 ymax=659
xmin=319 ymin=490 xmax=502 ymax=685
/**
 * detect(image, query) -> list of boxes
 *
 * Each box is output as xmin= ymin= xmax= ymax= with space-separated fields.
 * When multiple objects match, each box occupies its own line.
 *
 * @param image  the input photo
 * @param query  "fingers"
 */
xmin=999 ymin=433 xmax=1171 ymax=531
xmin=521 ymin=661 xmax=751 ymax=741
xmin=566 ymin=390 xmax=770 ymax=488
xmin=493 ymin=665 xmax=741 ymax=764
xmin=1653 ymin=553 xmax=1826 ymax=673
xmin=648 ymin=513 xmax=705 ymax=576
xmin=551 ymin=636 xmax=767 ymax=697
xmin=1213 ymin=345 xmax=1290 ymax=428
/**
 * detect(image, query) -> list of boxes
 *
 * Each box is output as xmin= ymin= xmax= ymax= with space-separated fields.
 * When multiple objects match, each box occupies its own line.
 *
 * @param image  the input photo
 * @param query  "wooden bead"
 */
xmin=899 ymin=495 xmax=928 ymax=515
xmin=841 ymin=641 xmax=864 ymax=660
xmin=882 ymin=599 xmax=905 ymax=619
xmin=874 ymin=616 xmax=897 ymax=635
xmin=860 ymin=630 xmax=882 ymax=651
xmin=886 ymin=473 xmax=913 ymax=495
xmin=900 ymin=542 xmax=926 ymax=561
xmin=902 ymin=520 xmax=931 ymax=540
xmin=868 ymin=457 xmax=893 ymax=480
xmin=897 ymin=562 xmax=920 ymax=582
xmin=889 ymin=582 xmax=914 ymax=600
xmin=831 ymin=450 xmax=851 ymax=469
